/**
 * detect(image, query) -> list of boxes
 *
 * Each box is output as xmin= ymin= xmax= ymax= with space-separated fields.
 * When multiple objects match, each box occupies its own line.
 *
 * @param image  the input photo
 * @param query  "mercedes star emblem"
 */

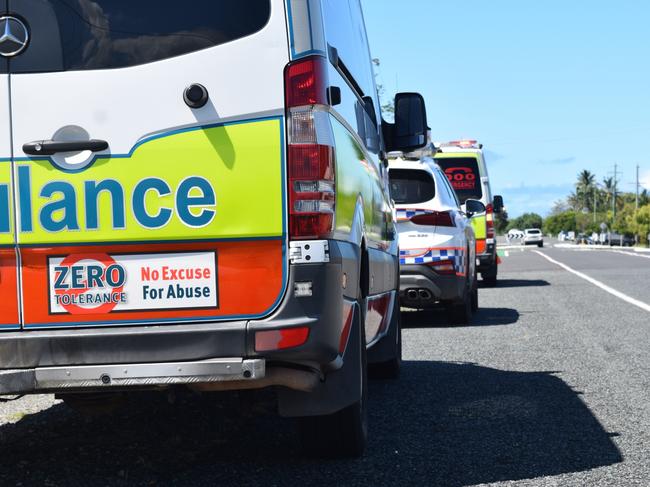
xmin=0 ymin=16 xmax=29 ymax=58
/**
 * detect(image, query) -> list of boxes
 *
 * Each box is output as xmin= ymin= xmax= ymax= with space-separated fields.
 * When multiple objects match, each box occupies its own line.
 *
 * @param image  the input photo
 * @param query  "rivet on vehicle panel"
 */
xmin=66 ymin=371 xmax=70 ymax=376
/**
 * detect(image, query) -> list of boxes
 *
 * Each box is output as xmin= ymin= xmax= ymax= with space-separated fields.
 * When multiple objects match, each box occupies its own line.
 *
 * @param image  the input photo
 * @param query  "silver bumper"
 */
xmin=0 ymin=358 xmax=265 ymax=394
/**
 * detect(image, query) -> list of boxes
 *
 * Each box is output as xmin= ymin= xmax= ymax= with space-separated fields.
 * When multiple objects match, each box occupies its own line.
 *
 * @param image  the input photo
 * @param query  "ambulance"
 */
xmin=0 ymin=1 xmax=428 ymax=457
xmin=434 ymin=141 xmax=504 ymax=286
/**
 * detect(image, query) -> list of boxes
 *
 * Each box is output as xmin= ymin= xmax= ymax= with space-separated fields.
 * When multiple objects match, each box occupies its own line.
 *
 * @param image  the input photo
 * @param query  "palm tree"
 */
xmin=576 ymin=170 xmax=596 ymax=211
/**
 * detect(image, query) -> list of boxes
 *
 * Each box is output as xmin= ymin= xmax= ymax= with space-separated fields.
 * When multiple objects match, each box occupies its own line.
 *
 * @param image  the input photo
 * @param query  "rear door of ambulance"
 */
xmin=5 ymin=1 xmax=289 ymax=329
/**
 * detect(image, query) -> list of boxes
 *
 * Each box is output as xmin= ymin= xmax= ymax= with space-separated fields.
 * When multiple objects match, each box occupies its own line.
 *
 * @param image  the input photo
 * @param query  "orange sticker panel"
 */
xmin=20 ymin=240 xmax=285 ymax=328
xmin=476 ymin=239 xmax=487 ymax=255
xmin=0 ymin=249 xmax=20 ymax=329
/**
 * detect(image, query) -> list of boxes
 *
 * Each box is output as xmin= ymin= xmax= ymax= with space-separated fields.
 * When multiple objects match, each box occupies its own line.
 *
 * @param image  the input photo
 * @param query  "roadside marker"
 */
xmin=534 ymin=251 xmax=650 ymax=313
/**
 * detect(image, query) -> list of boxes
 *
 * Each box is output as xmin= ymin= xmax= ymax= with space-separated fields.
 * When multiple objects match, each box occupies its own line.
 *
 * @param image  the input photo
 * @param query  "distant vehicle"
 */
xmin=434 ymin=140 xmax=503 ymax=287
xmin=576 ymin=233 xmax=594 ymax=245
xmin=608 ymin=233 xmax=635 ymax=247
xmin=558 ymin=231 xmax=567 ymax=241
xmin=523 ymin=228 xmax=544 ymax=247
xmin=389 ymin=156 xmax=479 ymax=324
xmin=567 ymin=231 xmax=576 ymax=241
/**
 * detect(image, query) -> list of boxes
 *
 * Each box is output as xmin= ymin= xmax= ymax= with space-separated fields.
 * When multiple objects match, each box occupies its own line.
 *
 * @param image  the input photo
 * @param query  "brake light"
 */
xmin=285 ymin=56 xmax=335 ymax=239
xmin=486 ymin=203 xmax=495 ymax=238
xmin=285 ymin=56 xmax=329 ymax=107
xmin=410 ymin=211 xmax=455 ymax=227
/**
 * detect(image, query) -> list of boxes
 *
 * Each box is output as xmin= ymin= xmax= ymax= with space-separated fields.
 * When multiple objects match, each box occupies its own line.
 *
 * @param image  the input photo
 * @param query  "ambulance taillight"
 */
xmin=285 ymin=56 xmax=336 ymax=239
xmin=486 ymin=203 xmax=495 ymax=239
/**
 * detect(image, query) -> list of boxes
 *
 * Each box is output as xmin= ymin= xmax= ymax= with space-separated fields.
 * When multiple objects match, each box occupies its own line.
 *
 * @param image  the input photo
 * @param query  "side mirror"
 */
xmin=493 ymin=195 xmax=504 ymax=213
xmin=465 ymin=199 xmax=486 ymax=218
xmin=383 ymin=92 xmax=428 ymax=152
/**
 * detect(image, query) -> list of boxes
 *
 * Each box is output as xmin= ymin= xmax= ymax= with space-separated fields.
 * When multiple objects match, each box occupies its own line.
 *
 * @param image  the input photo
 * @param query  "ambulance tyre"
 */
xmin=471 ymin=269 xmax=479 ymax=313
xmin=538 ymin=242 xmax=544 ymax=248
xmin=298 ymin=292 xmax=368 ymax=458
xmin=481 ymin=259 xmax=498 ymax=287
xmin=369 ymin=297 xmax=402 ymax=380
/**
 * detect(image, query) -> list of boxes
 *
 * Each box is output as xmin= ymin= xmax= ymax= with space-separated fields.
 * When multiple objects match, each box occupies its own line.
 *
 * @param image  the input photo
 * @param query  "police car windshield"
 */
xmin=434 ymin=157 xmax=483 ymax=204
xmin=389 ymin=169 xmax=436 ymax=204
xmin=9 ymin=0 xmax=271 ymax=73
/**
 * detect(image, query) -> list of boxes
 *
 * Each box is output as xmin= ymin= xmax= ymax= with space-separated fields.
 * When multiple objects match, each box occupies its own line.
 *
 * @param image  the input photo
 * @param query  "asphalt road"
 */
xmin=1 ymin=241 xmax=649 ymax=486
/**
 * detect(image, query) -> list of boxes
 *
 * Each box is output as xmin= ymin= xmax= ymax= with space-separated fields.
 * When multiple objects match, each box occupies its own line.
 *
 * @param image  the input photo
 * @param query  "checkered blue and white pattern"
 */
xmin=396 ymin=208 xmax=430 ymax=222
xmin=400 ymin=247 xmax=467 ymax=276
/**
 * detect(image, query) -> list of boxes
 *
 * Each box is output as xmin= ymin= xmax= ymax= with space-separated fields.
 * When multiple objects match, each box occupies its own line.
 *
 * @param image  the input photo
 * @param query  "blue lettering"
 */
xmin=132 ymin=178 xmax=172 ymax=228
xmin=18 ymin=166 xmax=33 ymax=232
xmin=71 ymin=266 xmax=84 ymax=289
xmin=39 ymin=181 xmax=80 ymax=232
xmin=176 ymin=176 xmax=216 ymax=227
xmin=87 ymin=265 xmax=104 ymax=288
xmin=105 ymin=264 xmax=125 ymax=287
xmin=84 ymin=180 xmax=125 ymax=230
xmin=0 ymin=185 xmax=10 ymax=233
xmin=54 ymin=266 xmax=69 ymax=289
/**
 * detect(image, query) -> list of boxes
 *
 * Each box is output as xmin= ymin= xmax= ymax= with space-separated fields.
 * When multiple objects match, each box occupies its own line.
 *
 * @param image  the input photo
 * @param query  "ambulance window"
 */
xmin=435 ymin=157 xmax=483 ymax=204
xmin=389 ymin=169 xmax=436 ymax=205
xmin=321 ymin=0 xmax=381 ymax=152
xmin=10 ymin=0 xmax=271 ymax=73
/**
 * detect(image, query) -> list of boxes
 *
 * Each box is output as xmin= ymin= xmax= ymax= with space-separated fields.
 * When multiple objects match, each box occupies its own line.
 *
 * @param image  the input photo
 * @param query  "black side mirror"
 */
xmin=465 ymin=199 xmax=486 ymax=217
xmin=493 ymin=195 xmax=504 ymax=213
xmin=383 ymin=92 xmax=428 ymax=152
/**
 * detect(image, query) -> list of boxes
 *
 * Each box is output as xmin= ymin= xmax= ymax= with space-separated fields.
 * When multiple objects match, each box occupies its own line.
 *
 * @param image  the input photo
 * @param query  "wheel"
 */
xmin=447 ymin=251 xmax=473 ymax=325
xmin=298 ymin=290 xmax=368 ymax=458
xmin=369 ymin=299 xmax=402 ymax=380
xmin=481 ymin=259 xmax=498 ymax=287
xmin=538 ymin=242 xmax=544 ymax=248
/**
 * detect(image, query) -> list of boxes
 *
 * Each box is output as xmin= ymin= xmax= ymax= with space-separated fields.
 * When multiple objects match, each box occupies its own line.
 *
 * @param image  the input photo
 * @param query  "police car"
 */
xmin=389 ymin=156 xmax=482 ymax=324
xmin=434 ymin=141 xmax=504 ymax=286
xmin=0 ymin=1 xmax=429 ymax=458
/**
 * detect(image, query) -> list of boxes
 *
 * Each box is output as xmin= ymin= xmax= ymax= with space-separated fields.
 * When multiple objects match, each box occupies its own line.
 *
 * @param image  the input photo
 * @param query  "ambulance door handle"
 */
xmin=23 ymin=139 xmax=109 ymax=156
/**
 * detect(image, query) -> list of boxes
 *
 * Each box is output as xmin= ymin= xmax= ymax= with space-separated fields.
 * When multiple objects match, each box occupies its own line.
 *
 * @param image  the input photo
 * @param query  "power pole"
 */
xmin=613 ymin=163 xmax=618 ymax=220
xmin=634 ymin=164 xmax=639 ymax=212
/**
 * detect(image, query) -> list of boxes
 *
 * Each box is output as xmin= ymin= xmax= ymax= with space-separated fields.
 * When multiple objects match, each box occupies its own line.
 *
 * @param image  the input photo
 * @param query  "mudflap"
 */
xmin=277 ymin=304 xmax=363 ymax=418
xmin=367 ymin=295 xmax=400 ymax=365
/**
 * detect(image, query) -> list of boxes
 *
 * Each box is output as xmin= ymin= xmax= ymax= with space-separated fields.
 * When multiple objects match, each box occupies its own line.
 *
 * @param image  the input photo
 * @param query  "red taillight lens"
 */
xmin=486 ymin=203 xmax=495 ymax=238
xmin=285 ymin=56 xmax=329 ymax=107
xmin=289 ymin=144 xmax=335 ymax=239
xmin=255 ymin=327 xmax=310 ymax=352
xmin=285 ymin=56 xmax=336 ymax=240
xmin=410 ymin=211 xmax=455 ymax=227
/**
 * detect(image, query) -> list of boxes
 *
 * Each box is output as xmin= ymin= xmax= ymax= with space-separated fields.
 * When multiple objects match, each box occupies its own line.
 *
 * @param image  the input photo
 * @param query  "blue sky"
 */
xmin=362 ymin=0 xmax=650 ymax=217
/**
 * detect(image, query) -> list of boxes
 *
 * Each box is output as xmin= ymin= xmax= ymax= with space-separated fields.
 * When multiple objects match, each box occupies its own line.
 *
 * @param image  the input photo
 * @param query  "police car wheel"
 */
xmin=447 ymin=262 xmax=472 ymax=325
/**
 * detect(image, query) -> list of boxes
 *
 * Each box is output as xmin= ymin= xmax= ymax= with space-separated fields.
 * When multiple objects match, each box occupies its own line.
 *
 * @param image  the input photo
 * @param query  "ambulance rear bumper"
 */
xmin=0 ymin=240 xmax=367 ymax=397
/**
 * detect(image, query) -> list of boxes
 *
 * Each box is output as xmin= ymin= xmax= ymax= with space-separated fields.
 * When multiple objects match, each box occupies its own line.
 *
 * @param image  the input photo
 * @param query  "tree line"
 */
xmin=495 ymin=169 xmax=650 ymax=244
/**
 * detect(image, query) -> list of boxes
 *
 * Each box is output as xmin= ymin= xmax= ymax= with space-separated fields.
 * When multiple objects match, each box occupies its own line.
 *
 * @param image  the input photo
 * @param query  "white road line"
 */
xmin=533 ymin=250 xmax=650 ymax=313
xmin=611 ymin=250 xmax=650 ymax=260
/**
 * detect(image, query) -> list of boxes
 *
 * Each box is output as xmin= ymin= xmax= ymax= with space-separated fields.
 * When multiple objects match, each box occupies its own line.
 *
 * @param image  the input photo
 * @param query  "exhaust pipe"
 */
xmin=418 ymin=289 xmax=432 ymax=300
xmin=407 ymin=289 xmax=418 ymax=300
